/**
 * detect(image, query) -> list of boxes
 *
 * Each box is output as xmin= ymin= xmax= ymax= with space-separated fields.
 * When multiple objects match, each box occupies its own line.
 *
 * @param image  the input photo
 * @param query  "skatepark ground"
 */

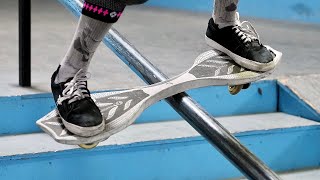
xmin=1 ymin=0 xmax=320 ymax=96
xmin=1 ymin=1 xmax=320 ymax=179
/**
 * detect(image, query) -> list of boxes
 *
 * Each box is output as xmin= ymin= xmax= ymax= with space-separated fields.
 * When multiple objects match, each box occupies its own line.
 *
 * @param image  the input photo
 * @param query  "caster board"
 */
xmin=37 ymin=47 xmax=282 ymax=149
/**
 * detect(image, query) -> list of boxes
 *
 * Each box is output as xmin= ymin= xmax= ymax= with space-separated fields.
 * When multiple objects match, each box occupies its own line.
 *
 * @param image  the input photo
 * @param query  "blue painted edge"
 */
xmin=0 ymin=80 xmax=277 ymax=135
xmin=2 ymin=124 xmax=318 ymax=160
xmin=278 ymin=82 xmax=320 ymax=122
xmin=145 ymin=0 xmax=320 ymax=24
xmin=1 ymin=125 xmax=320 ymax=180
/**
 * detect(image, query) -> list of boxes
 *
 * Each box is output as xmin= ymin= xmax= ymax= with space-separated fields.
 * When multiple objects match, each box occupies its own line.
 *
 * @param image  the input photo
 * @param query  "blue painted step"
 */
xmin=0 ymin=113 xmax=319 ymax=180
xmin=0 ymin=81 xmax=277 ymax=136
xmin=278 ymin=74 xmax=320 ymax=122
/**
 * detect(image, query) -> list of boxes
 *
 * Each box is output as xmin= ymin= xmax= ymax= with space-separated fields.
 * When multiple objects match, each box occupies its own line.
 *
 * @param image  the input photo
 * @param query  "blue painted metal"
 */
xmin=0 ymin=94 xmax=54 ymax=136
xmin=145 ymin=0 xmax=320 ymax=24
xmin=139 ymin=80 xmax=277 ymax=123
xmin=278 ymin=83 xmax=320 ymax=122
xmin=1 ymin=125 xmax=320 ymax=180
xmin=0 ymin=81 xmax=277 ymax=135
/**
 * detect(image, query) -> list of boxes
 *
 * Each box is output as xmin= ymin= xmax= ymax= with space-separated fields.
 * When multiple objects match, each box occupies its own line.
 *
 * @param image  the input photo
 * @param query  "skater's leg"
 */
xmin=52 ymin=0 xmax=126 ymax=137
xmin=213 ymin=0 xmax=239 ymax=28
xmin=206 ymin=0 xmax=279 ymax=72
xmin=55 ymin=1 xmax=125 ymax=83
xmin=56 ymin=0 xmax=150 ymax=83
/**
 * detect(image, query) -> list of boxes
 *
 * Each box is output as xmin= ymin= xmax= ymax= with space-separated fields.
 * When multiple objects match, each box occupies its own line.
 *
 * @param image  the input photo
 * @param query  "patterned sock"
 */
xmin=55 ymin=0 xmax=126 ymax=83
xmin=212 ymin=0 xmax=239 ymax=28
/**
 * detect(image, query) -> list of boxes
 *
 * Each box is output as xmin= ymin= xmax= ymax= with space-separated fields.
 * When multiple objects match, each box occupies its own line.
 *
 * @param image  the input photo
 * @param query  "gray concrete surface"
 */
xmin=2 ymin=112 xmax=319 ymax=178
xmin=1 ymin=0 xmax=320 ymax=96
xmin=1 ymin=112 xmax=317 ymax=156
xmin=239 ymin=168 xmax=320 ymax=180
xmin=279 ymin=74 xmax=320 ymax=114
xmin=280 ymin=168 xmax=320 ymax=180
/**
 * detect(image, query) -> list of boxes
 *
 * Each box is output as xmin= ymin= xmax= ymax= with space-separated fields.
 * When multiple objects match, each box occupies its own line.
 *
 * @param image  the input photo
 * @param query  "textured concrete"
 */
xmin=279 ymin=74 xmax=320 ymax=114
xmin=239 ymin=168 xmax=320 ymax=180
xmin=281 ymin=169 xmax=320 ymax=180
xmin=1 ymin=112 xmax=318 ymax=156
xmin=1 ymin=0 xmax=320 ymax=96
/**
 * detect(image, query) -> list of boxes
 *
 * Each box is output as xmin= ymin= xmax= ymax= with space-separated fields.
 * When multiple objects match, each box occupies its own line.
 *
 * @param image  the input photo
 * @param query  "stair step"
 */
xmin=1 ymin=113 xmax=320 ymax=180
xmin=0 ymin=113 xmax=318 ymax=156
xmin=281 ymin=168 xmax=320 ymax=180
xmin=279 ymin=74 xmax=320 ymax=121
xmin=239 ymin=168 xmax=320 ymax=180
xmin=279 ymin=74 xmax=320 ymax=114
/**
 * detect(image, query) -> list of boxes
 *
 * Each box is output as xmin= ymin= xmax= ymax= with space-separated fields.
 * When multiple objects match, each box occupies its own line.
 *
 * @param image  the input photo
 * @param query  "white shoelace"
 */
xmin=232 ymin=21 xmax=260 ymax=44
xmin=57 ymin=69 xmax=90 ymax=105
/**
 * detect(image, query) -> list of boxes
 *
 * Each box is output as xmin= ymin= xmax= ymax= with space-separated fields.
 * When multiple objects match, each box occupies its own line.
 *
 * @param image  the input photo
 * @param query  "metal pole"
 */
xmin=106 ymin=29 xmax=281 ymax=180
xmin=19 ymin=0 xmax=31 ymax=87
xmin=59 ymin=0 xmax=281 ymax=179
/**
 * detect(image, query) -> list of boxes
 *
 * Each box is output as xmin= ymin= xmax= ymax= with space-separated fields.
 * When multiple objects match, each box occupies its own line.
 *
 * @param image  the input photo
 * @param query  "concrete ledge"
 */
xmin=0 ymin=81 xmax=277 ymax=135
xmin=1 ymin=113 xmax=317 ymax=157
xmin=240 ymin=168 xmax=320 ymax=180
xmin=1 ymin=113 xmax=320 ymax=180
xmin=279 ymin=74 xmax=320 ymax=122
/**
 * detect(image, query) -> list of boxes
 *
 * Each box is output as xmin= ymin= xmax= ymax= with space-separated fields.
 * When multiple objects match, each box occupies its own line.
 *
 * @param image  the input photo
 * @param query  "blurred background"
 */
xmin=0 ymin=0 xmax=319 ymax=96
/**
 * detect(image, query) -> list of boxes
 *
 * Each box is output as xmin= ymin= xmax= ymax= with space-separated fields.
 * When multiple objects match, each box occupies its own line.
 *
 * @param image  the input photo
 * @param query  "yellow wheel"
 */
xmin=229 ymin=85 xmax=244 ymax=95
xmin=79 ymin=143 xmax=99 ymax=149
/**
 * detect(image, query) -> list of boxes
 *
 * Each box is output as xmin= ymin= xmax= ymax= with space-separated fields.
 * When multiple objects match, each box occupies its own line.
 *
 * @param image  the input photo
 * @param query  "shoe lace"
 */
xmin=57 ymin=69 xmax=91 ymax=105
xmin=232 ymin=21 xmax=260 ymax=44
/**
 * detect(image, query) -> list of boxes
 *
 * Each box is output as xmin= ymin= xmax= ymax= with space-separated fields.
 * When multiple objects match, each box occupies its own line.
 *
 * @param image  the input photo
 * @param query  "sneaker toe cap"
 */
xmin=68 ymin=100 xmax=103 ymax=127
xmin=248 ymin=46 xmax=274 ymax=63
xmin=70 ymin=112 xmax=102 ymax=127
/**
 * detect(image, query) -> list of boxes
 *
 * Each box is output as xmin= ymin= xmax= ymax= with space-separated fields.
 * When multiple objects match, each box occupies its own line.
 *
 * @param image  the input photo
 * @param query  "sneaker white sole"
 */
xmin=205 ymin=35 xmax=282 ymax=72
xmin=60 ymin=115 xmax=105 ymax=137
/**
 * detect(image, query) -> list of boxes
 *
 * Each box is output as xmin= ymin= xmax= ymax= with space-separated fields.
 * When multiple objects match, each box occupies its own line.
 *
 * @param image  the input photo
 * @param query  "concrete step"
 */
xmin=0 ymin=81 xmax=278 ymax=136
xmin=280 ymin=168 xmax=320 ymax=180
xmin=1 ymin=113 xmax=320 ymax=179
xmin=238 ymin=168 xmax=320 ymax=180
xmin=279 ymin=74 xmax=320 ymax=121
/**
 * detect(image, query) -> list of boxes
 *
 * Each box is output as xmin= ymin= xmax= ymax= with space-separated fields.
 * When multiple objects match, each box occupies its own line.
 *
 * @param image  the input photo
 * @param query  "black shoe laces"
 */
xmin=57 ymin=69 xmax=90 ymax=105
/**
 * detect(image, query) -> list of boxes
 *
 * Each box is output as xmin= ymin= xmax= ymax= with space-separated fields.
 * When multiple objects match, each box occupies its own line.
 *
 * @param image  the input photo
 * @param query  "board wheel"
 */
xmin=242 ymin=83 xmax=251 ymax=90
xmin=229 ymin=85 xmax=244 ymax=95
xmin=79 ymin=143 xmax=99 ymax=149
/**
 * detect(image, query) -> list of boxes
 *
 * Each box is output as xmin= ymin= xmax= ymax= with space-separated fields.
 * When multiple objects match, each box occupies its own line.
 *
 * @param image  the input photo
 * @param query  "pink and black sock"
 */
xmin=82 ymin=0 xmax=125 ymax=23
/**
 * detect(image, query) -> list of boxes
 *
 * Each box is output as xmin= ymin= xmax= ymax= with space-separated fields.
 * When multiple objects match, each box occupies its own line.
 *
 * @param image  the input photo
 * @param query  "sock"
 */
xmin=212 ymin=0 xmax=239 ymax=28
xmin=55 ymin=0 xmax=126 ymax=83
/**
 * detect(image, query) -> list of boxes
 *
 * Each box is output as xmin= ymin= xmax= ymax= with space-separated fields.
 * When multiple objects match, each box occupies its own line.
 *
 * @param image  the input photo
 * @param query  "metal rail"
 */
xmin=19 ymin=0 xmax=31 ymax=87
xmin=59 ymin=0 xmax=281 ymax=179
xmin=105 ymin=28 xmax=281 ymax=180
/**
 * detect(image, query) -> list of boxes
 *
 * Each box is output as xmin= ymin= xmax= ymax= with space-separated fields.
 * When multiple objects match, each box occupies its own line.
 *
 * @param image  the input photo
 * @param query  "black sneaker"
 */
xmin=205 ymin=17 xmax=276 ymax=72
xmin=51 ymin=66 xmax=104 ymax=137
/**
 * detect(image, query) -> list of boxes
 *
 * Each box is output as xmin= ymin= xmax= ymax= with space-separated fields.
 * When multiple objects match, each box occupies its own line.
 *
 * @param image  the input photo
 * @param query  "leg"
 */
xmin=55 ymin=1 xmax=125 ymax=83
xmin=206 ymin=0 xmax=280 ymax=72
xmin=52 ymin=0 xmax=126 ymax=137
xmin=213 ymin=0 xmax=239 ymax=28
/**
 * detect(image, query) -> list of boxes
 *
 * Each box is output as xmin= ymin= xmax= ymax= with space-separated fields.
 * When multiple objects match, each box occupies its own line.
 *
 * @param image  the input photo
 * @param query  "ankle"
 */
xmin=213 ymin=12 xmax=240 ymax=29
xmin=215 ymin=21 xmax=238 ymax=29
xmin=53 ymin=65 xmax=79 ymax=84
